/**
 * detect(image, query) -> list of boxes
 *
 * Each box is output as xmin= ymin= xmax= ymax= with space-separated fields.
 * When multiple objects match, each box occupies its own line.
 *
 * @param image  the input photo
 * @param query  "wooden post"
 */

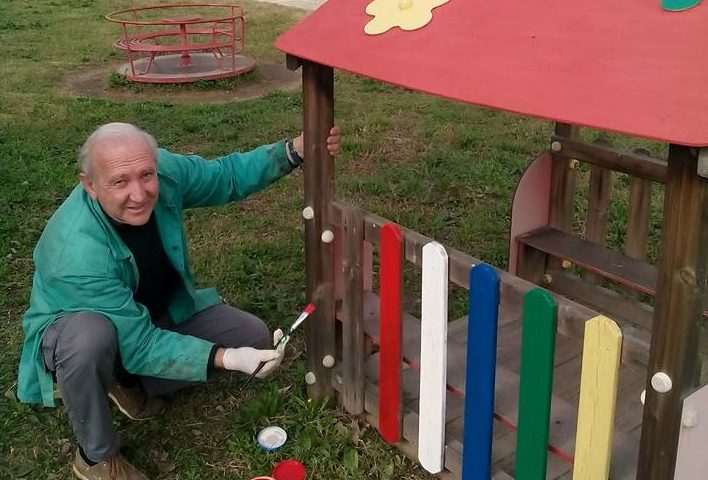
xmin=637 ymin=144 xmax=708 ymax=479
xmin=342 ymin=205 xmax=365 ymax=414
xmin=302 ymin=60 xmax=335 ymax=400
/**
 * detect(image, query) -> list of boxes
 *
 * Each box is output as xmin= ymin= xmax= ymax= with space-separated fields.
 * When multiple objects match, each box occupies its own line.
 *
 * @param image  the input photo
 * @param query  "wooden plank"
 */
xmin=551 ymin=135 xmax=667 ymax=184
xmin=363 ymin=241 xmax=373 ymax=292
xmin=624 ymin=162 xmax=652 ymax=263
xmin=418 ymin=241 xmax=449 ymax=474
xmin=515 ymin=288 xmax=558 ymax=480
xmin=347 ymin=378 xmax=461 ymax=480
xmin=582 ymin=161 xmax=613 ymax=285
xmin=543 ymin=271 xmax=653 ymax=368
xmin=518 ymin=227 xmax=657 ymax=295
xmin=335 ymin=234 xmax=373 ymax=302
xmin=463 ymin=264 xmax=501 ymax=480
xmin=572 ymin=316 xmax=622 ymax=480
xmin=638 ymin=144 xmax=708 ymax=479
xmin=333 ymin=224 xmax=343 ymax=302
xmin=493 ymin=471 xmax=515 ymax=480
xmin=448 ymin=314 xmax=469 ymax=338
xmin=552 ymin=355 xmax=583 ymax=403
xmin=613 ymin=365 xmax=647 ymax=432
xmin=610 ymin=425 xmax=642 ymax=480
xmin=623 ymin=152 xmax=653 ymax=301
xmin=674 ymin=384 xmax=708 ymax=480
xmin=546 ymin=270 xmax=655 ymax=332
xmin=379 ymin=222 xmax=404 ymax=443
xmin=445 ymin=439 xmax=464 ymax=476
xmin=341 ymin=205 xmax=365 ymax=414
xmin=302 ymin=60 xmax=335 ymax=400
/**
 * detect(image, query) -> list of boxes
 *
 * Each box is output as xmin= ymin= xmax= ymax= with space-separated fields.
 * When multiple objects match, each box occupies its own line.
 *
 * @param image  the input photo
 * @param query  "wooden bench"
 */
xmin=512 ymin=133 xmax=707 ymax=335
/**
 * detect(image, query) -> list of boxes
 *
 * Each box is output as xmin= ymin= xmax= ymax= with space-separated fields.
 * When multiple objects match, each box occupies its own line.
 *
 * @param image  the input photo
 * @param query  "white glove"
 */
xmin=222 ymin=329 xmax=285 ymax=378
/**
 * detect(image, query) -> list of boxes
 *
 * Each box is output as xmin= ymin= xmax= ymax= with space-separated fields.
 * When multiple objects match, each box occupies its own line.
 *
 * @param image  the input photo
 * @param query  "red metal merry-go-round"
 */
xmin=106 ymin=3 xmax=255 ymax=84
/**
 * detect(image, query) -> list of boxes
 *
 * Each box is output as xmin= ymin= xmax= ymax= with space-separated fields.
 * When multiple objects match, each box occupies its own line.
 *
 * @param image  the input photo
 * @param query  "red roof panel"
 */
xmin=277 ymin=0 xmax=708 ymax=145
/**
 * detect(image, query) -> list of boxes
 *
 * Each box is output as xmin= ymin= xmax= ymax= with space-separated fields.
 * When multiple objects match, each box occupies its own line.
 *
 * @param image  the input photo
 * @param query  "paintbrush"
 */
xmin=240 ymin=303 xmax=316 ymax=390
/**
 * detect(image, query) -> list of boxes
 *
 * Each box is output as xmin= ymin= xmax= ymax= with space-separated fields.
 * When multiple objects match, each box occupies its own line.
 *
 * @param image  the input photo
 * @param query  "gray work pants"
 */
xmin=41 ymin=304 xmax=270 ymax=462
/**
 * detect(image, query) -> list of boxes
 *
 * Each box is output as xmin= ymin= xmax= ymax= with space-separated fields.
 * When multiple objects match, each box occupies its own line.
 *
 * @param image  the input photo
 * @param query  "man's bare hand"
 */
xmin=292 ymin=125 xmax=342 ymax=159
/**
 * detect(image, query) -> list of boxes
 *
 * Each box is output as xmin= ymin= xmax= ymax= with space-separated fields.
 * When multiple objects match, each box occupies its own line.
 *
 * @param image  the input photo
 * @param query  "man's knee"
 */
xmin=251 ymin=319 xmax=270 ymax=350
xmin=46 ymin=312 xmax=117 ymax=371
xmin=221 ymin=306 xmax=270 ymax=349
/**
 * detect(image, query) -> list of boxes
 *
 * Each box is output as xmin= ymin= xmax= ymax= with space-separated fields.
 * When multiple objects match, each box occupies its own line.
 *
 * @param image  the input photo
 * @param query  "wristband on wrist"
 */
xmin=286 ymin=139 xmax=303 ymax=168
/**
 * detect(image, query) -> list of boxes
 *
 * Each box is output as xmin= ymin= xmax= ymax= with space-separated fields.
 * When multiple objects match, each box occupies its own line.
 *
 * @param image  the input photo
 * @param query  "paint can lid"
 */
xmin=257 ymin=426 xmax=287 ymax=452
xmin=272 ymin=460 xmax=307 ymax=480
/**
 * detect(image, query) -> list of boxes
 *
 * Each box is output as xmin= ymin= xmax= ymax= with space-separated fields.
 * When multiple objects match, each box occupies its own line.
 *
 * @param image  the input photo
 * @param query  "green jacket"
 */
xmin=17 ymin=141 xmax=294 ymax=406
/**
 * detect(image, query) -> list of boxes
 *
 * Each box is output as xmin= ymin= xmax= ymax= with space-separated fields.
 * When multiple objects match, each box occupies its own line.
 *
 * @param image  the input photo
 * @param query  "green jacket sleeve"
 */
xmin=45 ymin=273 xmax=214 ymax=381
xmin=159 ymin=141 xmax=294 ymax=209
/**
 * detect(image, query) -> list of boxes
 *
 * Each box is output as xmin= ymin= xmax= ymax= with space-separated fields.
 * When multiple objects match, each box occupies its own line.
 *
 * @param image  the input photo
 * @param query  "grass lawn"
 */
xmin=0 ymin=0 xmax=666 ymax=479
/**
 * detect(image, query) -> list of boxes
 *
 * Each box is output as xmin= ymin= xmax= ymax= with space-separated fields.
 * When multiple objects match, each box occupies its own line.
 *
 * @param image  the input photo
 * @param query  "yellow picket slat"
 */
xmin=572 ymin=315 xmax=622 ymax=480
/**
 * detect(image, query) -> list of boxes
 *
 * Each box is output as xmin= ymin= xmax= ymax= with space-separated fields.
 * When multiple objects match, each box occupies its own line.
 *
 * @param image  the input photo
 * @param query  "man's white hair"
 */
xmin=79 ymin=123 xmax=158 ymax=175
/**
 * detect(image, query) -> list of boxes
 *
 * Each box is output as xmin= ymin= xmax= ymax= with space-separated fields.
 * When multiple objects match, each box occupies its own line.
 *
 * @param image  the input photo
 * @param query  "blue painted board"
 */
xmin=462 ymin=264 xmax=501 ymax=480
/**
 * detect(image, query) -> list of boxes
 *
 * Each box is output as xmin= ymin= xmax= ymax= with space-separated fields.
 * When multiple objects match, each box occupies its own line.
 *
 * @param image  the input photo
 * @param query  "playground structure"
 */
xmin=277 ymin=1 xmax=708 ymax=479
xmin=106 ymin=4 xmax=254 ymax=83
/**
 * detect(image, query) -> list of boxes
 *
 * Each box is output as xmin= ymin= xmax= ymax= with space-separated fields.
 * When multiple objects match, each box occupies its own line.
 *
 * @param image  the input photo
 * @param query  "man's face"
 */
xmin=80 ymin=139 xmax=159 ymax=226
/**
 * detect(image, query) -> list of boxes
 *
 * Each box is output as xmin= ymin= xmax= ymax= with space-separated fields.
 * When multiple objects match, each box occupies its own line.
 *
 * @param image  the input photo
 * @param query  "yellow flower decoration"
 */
xmin=365 ymin=0 xmax=450 ymax=36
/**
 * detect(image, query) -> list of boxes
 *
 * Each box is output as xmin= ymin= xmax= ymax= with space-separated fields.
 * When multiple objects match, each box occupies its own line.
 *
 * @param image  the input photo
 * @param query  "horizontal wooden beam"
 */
xmin=547 ymin=271 xmax=652 ymax=366
xmin=547 ymin=270 xmax=654 ymax=330
xmin=551 ymin=135 xmax=667 ymax=184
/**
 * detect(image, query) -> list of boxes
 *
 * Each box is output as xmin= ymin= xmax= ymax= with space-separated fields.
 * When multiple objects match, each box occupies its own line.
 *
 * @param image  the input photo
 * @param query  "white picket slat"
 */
xmin=418 ymin=241 xmax=449 ymax=474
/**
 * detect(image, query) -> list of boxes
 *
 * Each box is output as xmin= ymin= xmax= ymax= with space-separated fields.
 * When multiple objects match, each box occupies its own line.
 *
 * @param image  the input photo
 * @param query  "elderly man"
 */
xmin=16 ymin=122 xmax=341 ymax=480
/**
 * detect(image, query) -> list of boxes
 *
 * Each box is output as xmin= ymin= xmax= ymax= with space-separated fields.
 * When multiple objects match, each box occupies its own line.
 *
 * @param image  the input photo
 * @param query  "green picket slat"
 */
xmin=515 ymin=288 xmax=558 ymax=480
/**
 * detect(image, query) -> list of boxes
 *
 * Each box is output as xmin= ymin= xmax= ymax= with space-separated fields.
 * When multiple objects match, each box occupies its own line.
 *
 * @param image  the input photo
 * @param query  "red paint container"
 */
xmin=272 ymin=460 xmax=307 ymax=480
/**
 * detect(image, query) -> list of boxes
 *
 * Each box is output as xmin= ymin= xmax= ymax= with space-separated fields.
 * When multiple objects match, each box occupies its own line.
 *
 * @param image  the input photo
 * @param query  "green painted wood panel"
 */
xmin=515 ymin=288 xmax=558 ymax=480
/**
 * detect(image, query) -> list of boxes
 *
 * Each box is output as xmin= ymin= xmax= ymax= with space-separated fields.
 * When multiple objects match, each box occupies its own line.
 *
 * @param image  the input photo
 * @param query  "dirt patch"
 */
xmin=58 ymin=60 xmax=301 ymax=104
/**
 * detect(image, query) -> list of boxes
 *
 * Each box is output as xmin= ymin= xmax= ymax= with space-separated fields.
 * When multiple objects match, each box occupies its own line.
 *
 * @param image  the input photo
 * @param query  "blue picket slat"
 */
xmin=462 ymin=263 xmax=501 ymax=480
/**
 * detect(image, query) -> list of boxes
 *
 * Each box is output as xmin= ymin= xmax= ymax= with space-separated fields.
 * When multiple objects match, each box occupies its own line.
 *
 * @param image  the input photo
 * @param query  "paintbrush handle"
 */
xmin=241 ymin=361 xmax=266 ymax=390
xmin=240 ymin=304 xmax=315 ymax=390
